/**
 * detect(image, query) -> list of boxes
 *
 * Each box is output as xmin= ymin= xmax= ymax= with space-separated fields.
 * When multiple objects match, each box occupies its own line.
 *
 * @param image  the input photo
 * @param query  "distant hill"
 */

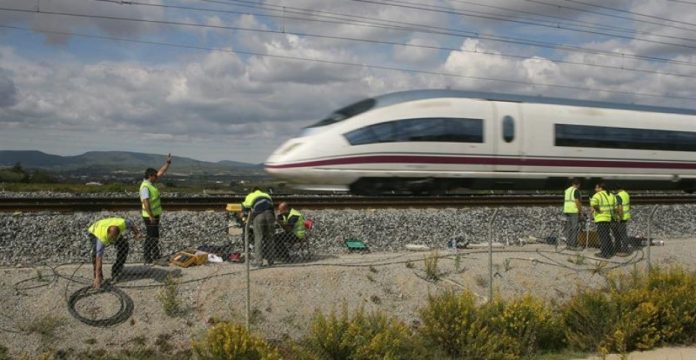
xmin=0 ymin=150 xmax=263 ymax=175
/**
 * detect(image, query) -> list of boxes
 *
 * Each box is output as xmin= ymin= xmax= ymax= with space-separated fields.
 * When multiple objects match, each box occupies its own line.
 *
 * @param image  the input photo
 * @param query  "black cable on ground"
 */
xmin=67 ymin=284 xmax=134 ymax=327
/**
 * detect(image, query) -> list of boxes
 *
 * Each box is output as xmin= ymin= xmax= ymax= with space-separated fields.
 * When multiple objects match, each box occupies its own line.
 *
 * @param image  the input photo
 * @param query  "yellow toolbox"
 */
xmin=171 ymin=251 xmax=208 ymax=268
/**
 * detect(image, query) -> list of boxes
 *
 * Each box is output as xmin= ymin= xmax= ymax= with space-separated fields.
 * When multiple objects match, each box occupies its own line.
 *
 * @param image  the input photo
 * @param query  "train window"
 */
xmin=308 ymin=98 xmax=377 ymax=128
xmin=344 ymin=118 xmax=483 ymax=145
xmin=555 ymin=124 xmax=696 ymax=152
xmin=502 ymin=116 xmax=515 ymax=143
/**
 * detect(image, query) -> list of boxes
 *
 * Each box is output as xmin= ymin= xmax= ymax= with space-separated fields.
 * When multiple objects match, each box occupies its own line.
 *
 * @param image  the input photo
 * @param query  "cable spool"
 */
xmin=67 ymin=285 xmax=134 ymax=327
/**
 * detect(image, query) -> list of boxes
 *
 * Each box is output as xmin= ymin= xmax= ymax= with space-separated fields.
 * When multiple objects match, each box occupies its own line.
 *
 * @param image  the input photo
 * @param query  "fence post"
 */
xmin=244 ymin=218 xmax=251 ymax=329
xmin=646 ymin=205 xmax=659 ymax=273
xmin=488 ymin=209 xmax=499 ymax=303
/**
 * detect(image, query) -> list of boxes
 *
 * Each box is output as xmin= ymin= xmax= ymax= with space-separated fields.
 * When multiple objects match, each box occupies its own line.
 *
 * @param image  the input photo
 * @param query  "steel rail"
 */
xmin=0 ymin=194 xmax=694 ymax=212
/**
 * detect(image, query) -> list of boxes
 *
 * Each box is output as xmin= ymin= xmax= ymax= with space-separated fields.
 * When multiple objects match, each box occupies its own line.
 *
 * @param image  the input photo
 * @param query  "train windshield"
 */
xmin=307 ymin=98 xmax=376 ymax=128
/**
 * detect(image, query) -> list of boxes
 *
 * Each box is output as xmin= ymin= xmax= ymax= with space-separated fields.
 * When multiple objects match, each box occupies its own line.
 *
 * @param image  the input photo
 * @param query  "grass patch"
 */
xmin=424 ymin=251 xmax=440 ymax=281
xmin=156 ymin=276 xmax=182 ymax=317
xmin=18 ymin=315 xmax=65 ymax=340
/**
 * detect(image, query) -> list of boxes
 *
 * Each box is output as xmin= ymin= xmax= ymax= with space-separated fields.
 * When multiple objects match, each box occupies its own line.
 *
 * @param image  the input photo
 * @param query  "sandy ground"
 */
xmin=0 ymin=238 xmax=695 ymax=359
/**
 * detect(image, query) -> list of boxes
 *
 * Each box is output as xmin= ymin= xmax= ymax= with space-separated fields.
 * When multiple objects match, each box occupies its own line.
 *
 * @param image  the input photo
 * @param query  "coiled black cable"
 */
xmin=67 ymin=284 xmax=134 ymax=327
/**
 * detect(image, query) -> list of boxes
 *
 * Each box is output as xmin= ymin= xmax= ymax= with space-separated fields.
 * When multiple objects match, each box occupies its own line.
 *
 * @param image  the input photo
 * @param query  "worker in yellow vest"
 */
xmin=140 ymin=153 xmax=172 ymax=264
xmin=590 ymin=182 xmax=616 ymax=258
xmin=563 ymin=178 xmax=583 ymax=249
xmin=275 ymin=202 xmax=306 ymax=261
xmin=242 ymin=186 xmax=275 ymax=267
xmin=88 ymin=217 xmax=141 ymax=289
xmin=613 ymin=186 xmax=632 ymax=255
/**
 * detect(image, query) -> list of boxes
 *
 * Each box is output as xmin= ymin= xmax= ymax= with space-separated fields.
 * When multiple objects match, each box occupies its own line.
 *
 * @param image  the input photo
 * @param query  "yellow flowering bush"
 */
xmin=419 ymin=290 xmax=517 ymax=359
xmin=564 ymin=266 xmax=696 ymax=353
xmin=483 ymin=295 xmax=565 ymax=356
xmin=303 ymin=306 xmax=427 ymax=360
xmin=193 ymin=322 xmax=281 ymax=360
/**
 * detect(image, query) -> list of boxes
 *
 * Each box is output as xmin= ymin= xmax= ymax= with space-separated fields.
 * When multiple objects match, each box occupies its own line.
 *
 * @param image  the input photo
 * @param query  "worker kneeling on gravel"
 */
xmin=88 ymin=217 xmax=141 ymax=289
xmin=274 ymin=202 xmax=306 ymax=261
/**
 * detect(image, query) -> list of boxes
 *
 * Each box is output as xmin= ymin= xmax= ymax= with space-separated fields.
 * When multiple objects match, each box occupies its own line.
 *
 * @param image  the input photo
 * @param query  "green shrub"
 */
xmin=419 ymin=290 xmax=516 ymax=359
xmin=157 ymin=275 xmax=182 ymax=317
xmin=303 ymin=306 xmax=427 ymax=360
xmin=483 ymin=295 xmax=565 ymax=356
xmin=563 ymin=266 xmax=696 ymax=353
xmin=562 ymin=288 xmax=618 ymax=352
xmin=193 ymin=322 xmax=281 ymax=360
xmin=424 ymin=251 xmax=440 ymax=281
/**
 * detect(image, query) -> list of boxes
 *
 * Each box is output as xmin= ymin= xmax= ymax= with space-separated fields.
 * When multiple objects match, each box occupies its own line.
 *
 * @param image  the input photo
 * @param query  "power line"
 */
xmin=352 ymin=0 xmax=696 ymax=51
xmin=190 ymin=0 xmax=696 ymax=68
xmin=75 ymin=0 xmax=696 ymax=79
xmin=428 ymin=0 xmax=696 ymax=44
xmin=563 ymin=0 xmax=696 ymax=29
xmin=2 ymin=23 xmax=695 ymax=102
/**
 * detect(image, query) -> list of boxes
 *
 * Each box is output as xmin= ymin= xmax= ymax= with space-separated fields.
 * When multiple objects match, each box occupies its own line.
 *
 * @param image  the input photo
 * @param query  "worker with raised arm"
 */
xmin=140 ymin=153 xmax=172 ymax=264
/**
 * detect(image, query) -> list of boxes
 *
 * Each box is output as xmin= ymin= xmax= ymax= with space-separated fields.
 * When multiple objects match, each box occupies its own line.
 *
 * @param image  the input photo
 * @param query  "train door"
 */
xmin=492 ymin=102 xmax=522 ymax=172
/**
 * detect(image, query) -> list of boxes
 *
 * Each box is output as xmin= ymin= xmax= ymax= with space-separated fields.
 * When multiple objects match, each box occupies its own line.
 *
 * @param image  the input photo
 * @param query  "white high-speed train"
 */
xmin=265 ymin=90 xmax=696 ymax=194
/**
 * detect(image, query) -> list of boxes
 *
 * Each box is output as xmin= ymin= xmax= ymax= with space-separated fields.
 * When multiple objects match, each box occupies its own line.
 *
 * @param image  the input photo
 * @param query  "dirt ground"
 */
xmin=0 ymin=238 xmax=695 ymax=359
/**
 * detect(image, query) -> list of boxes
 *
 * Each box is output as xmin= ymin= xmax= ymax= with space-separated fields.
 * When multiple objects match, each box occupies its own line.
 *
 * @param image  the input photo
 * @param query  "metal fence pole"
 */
xmin=646 ymin=205 xmax=659 ymax=273
xmin=244 ymin=218 xmax=251 ymax=329
xmin=488 ymin=209 xmax=499 ymax=304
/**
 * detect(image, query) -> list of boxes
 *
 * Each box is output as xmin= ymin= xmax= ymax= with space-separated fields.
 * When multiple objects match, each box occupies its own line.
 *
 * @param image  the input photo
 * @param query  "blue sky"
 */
xmin=1 ymin=0 xmax=695 ymax=163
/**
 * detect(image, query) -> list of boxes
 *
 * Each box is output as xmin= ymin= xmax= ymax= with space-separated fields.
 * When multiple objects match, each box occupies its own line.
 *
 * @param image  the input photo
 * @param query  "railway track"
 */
xmin=1 ymin=194 xmax=695 ymax=212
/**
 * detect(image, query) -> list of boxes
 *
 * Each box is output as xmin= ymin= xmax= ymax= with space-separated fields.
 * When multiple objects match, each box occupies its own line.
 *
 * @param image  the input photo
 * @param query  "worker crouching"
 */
xmin=88 ymin=217 xmax=141 ymax=289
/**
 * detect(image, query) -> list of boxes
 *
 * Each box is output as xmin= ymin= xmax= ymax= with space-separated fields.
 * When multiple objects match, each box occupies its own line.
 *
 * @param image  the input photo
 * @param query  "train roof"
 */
xmin=373 ymin=89 xmax=696 ymax=116
xmin=306 ymin=89 xmax=696 ymax=130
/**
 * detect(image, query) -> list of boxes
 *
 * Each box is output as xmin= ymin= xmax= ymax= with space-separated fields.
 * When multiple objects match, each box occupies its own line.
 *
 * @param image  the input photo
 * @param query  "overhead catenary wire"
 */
xmin=352 ymin=0 xmax=696 ymax=51
xmin=5 ymin=23 xmax=696 ymax=102
xmin=196 ymin=0 xmax=696 ymax=68
xmin=80 ymin=0 xmax=696 ymax=79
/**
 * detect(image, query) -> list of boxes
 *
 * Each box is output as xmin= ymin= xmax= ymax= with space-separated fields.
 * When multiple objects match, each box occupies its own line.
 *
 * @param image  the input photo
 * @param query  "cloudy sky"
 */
xmin=1 ymin=0 xmax=696 ymax=163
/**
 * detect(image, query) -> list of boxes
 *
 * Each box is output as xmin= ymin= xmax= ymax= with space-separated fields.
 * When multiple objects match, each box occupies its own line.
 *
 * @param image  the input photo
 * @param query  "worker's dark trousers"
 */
xmin=596 ymin=221 xmax=614 ymax=258
xmin=90 ymin=235 xmax=129 ymax=279
xmin=564 ymin=213 xmax=579 ymax=247
xmin=142 ymin=216 xmax=161 ymax=263
xmin=611 ymin=221 xmax=630 ymax=253
xmin=253 ymin=210 xmax=276 ymax=265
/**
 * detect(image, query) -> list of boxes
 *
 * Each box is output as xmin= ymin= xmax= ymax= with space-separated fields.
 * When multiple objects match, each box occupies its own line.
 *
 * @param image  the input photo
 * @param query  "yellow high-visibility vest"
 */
xmin=140 ymin=180 xmax=162 ymax=218
xmin=563 ymin=186 xmax=579 ymax=214
xmin=88 ymin=217 xmax=127 ymax=246
xmin=281 ymin=208 xmax=306 ymax=239
xmin=617 ymin=190 xmax=631 ymax=221
xmin=591 ymin=190 xmax=615 ymax=223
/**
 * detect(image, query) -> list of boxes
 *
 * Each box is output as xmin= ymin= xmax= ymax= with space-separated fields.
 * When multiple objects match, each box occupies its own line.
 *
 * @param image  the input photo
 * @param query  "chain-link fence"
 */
xmin=0 ymin=204 xmax=693 ymax=357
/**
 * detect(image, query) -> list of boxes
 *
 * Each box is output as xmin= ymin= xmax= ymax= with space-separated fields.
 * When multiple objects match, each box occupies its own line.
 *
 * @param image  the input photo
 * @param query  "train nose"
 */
xmin=264 ymin=140 xmax=304 ymax=175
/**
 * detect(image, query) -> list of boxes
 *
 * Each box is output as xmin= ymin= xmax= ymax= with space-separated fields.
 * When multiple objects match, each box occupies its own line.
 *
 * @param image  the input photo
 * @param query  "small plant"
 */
xmin=369 ymin=265 xmax=378 ymax=273
xmin=454 ymin=254 xmax=461 ymax=272
xmin=155 ymin=333 xmax=174 ymax=353
xmin=157 ymin=275 xmax=182 ymax=317
xmin=503 ymin=258 xmax=512 ymax=272
xmin=366 ymin=274 xmax=375 ymax=282
xmin=130 ymin=336 xmax=147 ymax=347
xmin=474 ymin=274 xmax=489 ymax=288
xmin=250 ymin=307 xmax=266 ymax=325
xmin=370 ymin=295 xmax=382 ymax=304
xmin=18 ymin=315 xmax=65 ymax=340
xmin=424 ymin=251 xmax=440 ymax=281
xmin=84 ymin=338 xmax=97 ymax=345
xmin=193 ymin=322 xmax=281 ymax=360
xmin=405 ymin=261 xmax=415 ymax=269
xmin=568 ymin=254 xmax=586 ymax=265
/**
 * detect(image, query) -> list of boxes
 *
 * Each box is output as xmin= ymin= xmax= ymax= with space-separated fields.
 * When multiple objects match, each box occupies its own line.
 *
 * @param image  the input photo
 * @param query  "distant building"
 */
xmin=85 ymin=181 xmax=103 ymax=186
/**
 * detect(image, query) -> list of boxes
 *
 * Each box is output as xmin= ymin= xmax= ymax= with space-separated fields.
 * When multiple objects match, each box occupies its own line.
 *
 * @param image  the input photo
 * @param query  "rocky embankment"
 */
xmin=1 ymin=192 xmax=694 ymax=266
